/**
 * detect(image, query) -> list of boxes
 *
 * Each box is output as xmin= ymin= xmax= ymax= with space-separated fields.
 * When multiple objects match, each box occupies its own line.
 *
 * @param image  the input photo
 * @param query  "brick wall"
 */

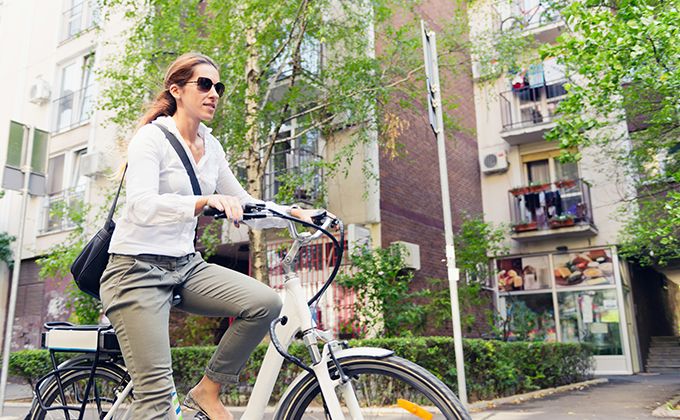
xmin=10 ymin=259 xmax=72 ymax=350
xmin=379 ymin=0 xmax=488 ymax=337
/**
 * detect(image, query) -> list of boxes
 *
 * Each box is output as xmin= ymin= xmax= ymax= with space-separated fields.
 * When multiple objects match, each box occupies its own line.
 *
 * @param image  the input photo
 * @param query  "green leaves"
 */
xmin=539 ymin=0 xmax=680 ymax=266
xmin=10 ymin=338 xmax=593 ymax=401
xmin=0 ymin=231 xmax=14 ymax=268
xmin=337 ymin=243 xmax=420 ymax=337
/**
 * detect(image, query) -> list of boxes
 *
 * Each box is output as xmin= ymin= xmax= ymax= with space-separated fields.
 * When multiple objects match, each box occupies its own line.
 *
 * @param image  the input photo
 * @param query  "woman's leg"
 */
xmin=175 ymin=257 xmax=282 ymax=414
xmin=177 ymin=258 xmax=282 ymax=381
xmin=100 ymin=254 xmax=177 ymax=420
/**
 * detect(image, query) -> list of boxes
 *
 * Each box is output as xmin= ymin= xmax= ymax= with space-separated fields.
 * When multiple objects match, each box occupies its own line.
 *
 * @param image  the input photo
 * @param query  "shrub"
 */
xmin=10 ymin=337 xmax=592 ymax=403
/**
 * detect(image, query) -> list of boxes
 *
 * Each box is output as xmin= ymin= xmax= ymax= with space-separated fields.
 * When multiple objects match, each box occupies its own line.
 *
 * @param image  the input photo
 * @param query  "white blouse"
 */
xmin=108 ymin=116 xmax=290 ymax=257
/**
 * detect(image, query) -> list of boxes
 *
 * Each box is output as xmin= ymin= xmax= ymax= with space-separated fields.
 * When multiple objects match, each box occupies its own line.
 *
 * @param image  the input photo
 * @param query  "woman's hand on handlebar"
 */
xmin=197 ymin=194 xmax=243 ymax=226
xmin=290 ymin=207 xmax=338 ymax=229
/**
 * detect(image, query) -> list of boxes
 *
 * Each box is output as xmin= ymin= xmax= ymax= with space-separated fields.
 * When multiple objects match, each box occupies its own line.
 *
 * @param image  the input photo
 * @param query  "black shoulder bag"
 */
xmin=70 ymin=165 xmax=127 ymax=300
xmin=70 ymin=123 xmax=202 ymax=300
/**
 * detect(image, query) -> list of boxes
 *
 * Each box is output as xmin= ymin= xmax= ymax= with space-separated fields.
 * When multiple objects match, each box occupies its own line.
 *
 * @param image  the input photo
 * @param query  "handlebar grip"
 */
xmin=310 ymin=210 xmax=327 ymax=226
xmin=202 ymin=204 xmax=267 ymax=220
xmin=203 ymin=206 xmax=223 ymax=217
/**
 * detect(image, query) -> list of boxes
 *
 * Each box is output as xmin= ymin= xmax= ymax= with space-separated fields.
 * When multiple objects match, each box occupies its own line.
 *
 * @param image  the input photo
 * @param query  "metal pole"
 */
xmin=0 ymin=125 xmax=33 ymax=414
xmin=421 ymin=21 xmax=468 ymax=406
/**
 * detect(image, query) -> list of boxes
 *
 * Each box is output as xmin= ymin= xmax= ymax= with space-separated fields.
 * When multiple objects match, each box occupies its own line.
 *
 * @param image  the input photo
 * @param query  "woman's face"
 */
xmin=174 ymin=63 xmax=221 ymax=122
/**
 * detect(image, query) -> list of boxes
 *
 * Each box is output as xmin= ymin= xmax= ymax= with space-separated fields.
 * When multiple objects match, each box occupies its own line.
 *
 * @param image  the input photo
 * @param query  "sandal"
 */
xmin=183 ymin=390 xmax=211 ymax=420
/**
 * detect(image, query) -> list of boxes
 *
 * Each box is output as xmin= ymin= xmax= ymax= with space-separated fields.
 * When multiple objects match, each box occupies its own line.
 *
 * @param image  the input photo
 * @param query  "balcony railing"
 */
xmin=509 ymin=179 xmax=596 ymax=237
xmin=499 ymin=1 xmax=561 ymax=34
xmin=53 ymin=85 xmax=94 ymax=133
xmin=41 ymin=188 xmax=85 ymax=234
xmin=500 ymin=80 xmax=567 ymax=134
xmin=263 ymin=146 xmax=323 ymax=204
xmin=61 ymin=0 xmax=98 ymax=42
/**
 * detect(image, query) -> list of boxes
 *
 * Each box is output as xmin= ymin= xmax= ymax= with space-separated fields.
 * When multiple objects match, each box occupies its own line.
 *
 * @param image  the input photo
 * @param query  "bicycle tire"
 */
xmin=26 ymin=365 xmax=132 ymax=420
xmin=275 ymin=355 xmax=470 ymax=420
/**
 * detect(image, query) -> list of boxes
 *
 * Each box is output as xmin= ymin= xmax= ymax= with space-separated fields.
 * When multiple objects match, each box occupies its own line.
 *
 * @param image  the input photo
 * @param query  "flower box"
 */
xmin=510 ymin=186 xmax=529 ymax=196
xmin=549 ymin=218 xmax=575 ymax=229
xmin=513 ymin=221 xmax=538 ymax=232
xmin=528 ymin=183 xmax=550 ymax=193
xmin=555 ymin=179 xmax=577 ymax=189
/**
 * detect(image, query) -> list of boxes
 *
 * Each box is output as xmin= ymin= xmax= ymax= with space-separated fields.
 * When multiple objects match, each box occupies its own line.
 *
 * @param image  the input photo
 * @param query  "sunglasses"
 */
xmin=186 ymin=77 xmax=225 ymax=97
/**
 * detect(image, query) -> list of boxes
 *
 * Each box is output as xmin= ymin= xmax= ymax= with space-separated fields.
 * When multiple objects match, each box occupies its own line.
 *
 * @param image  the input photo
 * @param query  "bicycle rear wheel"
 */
xmin=27 ymin=366 xmax=132 ymax=420
xmin=276 ymin=355 xmax=470 ymax=420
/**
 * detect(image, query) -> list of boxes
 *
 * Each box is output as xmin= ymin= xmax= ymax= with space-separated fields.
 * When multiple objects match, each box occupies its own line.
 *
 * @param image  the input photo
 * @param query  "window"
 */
xmin=558 ymin=289 xmax=623 ymax=355
xmin=42 ymin=148 xmax=87 ymax=233
xmin=54 ymin=53 xmax=95 ymax=132
xmin=61 ymin=0 xmax=98 ymax=42
xmin=522 ymin=150 xmax=578 ymax=185
xmin=263 ymin=118 xmax=323 ymax=204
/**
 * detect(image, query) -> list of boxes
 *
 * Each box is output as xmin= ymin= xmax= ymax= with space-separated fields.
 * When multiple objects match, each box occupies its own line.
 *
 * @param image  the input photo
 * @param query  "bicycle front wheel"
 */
xmin=276 ymin=355 xmax=470 ymax=420
xmin=27 ymin=366 xmax=132 ymax=420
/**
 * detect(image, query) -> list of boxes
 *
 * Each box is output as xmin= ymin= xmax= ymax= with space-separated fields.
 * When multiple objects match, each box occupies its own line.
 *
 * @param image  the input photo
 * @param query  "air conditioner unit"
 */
xmin=29 ymin=78 xmax=51 ymax=105
xmin=471 ymin=61 xmax=482 ymax=80
xmin=81 ymin=152 xmax=105 ymax=177
xmin=391 ymin=241 xmax=420 ymax=271
xmin=347 ymin=224 xmax=371 ymax=255
xmin=480 ymin=148 xmax=509 ymax=174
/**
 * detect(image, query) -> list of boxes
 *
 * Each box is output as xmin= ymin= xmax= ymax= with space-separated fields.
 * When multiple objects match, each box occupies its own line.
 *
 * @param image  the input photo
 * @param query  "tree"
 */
xmin=540 ymin=0 xmax=679 ymax=265
xmin=98 ymin=0 xmax=469 ymax=283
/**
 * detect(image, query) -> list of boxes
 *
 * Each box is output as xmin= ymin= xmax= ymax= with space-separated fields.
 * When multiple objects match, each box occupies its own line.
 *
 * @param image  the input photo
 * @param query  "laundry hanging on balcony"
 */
xmin=527 ymin=63 xmax=545 ymax=88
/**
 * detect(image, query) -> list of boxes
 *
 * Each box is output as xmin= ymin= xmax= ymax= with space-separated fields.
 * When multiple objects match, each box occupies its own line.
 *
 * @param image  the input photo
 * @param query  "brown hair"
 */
xmin=138 ymin=52 xmax=219 ymax=127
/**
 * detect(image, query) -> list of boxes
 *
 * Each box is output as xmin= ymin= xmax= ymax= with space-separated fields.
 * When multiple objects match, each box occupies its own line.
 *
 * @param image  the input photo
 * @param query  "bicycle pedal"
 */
xmin=194 ymin=412 xmax=210 ymax=420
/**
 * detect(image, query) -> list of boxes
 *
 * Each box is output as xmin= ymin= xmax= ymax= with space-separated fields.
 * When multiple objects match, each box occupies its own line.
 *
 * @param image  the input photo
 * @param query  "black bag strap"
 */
xmin=105 ymin=165 xmax=127 ymax=229
xmin=153 ymin=123 xmax=202 ymax=196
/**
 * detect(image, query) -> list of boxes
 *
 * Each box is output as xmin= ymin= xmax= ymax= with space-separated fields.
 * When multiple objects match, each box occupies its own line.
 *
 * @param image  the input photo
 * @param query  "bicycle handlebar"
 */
xmin=202 ymin=204 xmax=344 ymax=307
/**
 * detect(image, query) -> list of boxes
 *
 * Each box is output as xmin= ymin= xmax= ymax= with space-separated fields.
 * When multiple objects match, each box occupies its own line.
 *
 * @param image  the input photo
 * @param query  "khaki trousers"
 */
xmin=100 ymin=252 xmax=282 ymax=419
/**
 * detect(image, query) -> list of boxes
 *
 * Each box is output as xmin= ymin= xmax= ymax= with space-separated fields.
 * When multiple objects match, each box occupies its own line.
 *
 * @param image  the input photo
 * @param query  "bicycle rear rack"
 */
xmin=34 ymin=322 xmax=125 ymax=420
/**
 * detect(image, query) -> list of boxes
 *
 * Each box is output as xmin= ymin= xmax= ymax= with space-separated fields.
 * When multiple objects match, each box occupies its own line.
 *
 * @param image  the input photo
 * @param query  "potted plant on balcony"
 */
xmin=527 ymin=181 xmax=550 ymax=193
xmin=554 ymin=179 xmax=577 ymax=189
xmin=549 ymin=214 xmax=575 ymax=229
xmin=510 ymin=185 xmax=529 ymax=196
xmin=513 ymin=221 xmax=538 ymax=232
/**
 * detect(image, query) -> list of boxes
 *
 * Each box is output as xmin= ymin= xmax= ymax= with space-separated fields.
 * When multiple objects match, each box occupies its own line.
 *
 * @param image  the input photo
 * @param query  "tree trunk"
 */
xmin=244 ymin=26 xmax=269 ymax=284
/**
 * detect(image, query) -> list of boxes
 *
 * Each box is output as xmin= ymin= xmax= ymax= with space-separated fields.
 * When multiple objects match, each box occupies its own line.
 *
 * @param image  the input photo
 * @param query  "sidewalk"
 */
xmin=470 ymin=373 xmax=680 ymax=419
xmin=2 ymin=373 xmax=680 ymax=419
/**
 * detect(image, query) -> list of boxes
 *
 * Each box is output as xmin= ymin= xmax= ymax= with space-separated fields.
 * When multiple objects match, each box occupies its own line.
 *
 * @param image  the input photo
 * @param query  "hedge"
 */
xmin=10 ymin=337 xmax=592 ymax=403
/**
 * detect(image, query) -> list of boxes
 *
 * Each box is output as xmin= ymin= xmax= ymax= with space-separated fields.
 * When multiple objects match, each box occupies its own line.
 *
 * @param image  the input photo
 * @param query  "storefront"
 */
xmin=495 ymin=246 xmax=635 ymax=374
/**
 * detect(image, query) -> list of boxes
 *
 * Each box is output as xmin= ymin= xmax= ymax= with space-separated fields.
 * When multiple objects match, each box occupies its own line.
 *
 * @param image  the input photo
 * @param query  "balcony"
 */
xmin=498 ymin=1 xmax=564 ymax=43
xmin=509 ymin=179 xmax=598 ymax=242
xmin=263 ymin=146 xmax=323 ymax=205
xmin=41 ymin=188 xmax=85 ymax=234
xmin=500 ymin=80 xmax=567 ymax=145
xmin=52 ymin=85 xmax=94 ymax=133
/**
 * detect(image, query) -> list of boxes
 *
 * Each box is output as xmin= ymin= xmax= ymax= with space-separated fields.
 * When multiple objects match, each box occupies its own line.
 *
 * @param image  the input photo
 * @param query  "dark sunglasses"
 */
xmin=186 ymin=77 xmax=225 ymax=97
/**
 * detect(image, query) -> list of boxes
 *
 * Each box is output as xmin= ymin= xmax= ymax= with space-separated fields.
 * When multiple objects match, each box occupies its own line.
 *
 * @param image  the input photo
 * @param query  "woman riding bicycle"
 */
xmin=101 ymin=52 xmax=321 ymax=420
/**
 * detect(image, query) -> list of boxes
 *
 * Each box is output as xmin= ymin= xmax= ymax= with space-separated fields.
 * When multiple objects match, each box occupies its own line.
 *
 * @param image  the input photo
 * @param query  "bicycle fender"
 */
xmin=274 ymin=346 xmax=394 ymax=417
xmin=333 ymin=346 xmax=394 ymax=360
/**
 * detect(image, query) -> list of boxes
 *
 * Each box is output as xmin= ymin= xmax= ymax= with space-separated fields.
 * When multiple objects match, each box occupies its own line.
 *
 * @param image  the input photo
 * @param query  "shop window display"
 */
xmin=558 ymin=289 xmax=622 ymax=355
xmin=497 ymin=255 xmax=551 ymax=292
xmin=501 ymin=294 xmax=556 ymax=342
xmin=553 ymin=248 xmax=615 ymax=288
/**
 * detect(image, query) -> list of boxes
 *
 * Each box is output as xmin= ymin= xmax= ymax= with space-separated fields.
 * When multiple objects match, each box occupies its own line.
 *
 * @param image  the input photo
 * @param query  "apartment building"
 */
xmin=467 ymin=0 xmax=652 ymax=374
xmin=0 ymin=0 xmax=483 ymax=350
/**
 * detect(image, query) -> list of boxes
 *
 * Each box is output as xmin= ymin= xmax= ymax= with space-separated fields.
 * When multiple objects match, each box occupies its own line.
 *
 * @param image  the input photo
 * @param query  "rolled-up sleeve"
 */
xmin=125 ymin=125 xmax=197 ymax=226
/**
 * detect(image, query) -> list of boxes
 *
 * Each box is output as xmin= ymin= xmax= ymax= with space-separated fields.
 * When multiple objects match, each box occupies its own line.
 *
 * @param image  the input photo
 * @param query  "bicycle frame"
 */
xmin=35 ymin=212 xmax=395 ymax=420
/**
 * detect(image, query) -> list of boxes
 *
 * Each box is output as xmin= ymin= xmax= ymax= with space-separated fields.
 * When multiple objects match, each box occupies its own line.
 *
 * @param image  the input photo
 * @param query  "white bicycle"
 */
xmin=27 ymin=205 xmax=470 ymax=419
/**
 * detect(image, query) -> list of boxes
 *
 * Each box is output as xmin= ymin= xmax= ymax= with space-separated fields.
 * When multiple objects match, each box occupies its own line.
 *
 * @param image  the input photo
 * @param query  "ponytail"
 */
xmin=137 ymin=90 xmax=177 ymax=128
